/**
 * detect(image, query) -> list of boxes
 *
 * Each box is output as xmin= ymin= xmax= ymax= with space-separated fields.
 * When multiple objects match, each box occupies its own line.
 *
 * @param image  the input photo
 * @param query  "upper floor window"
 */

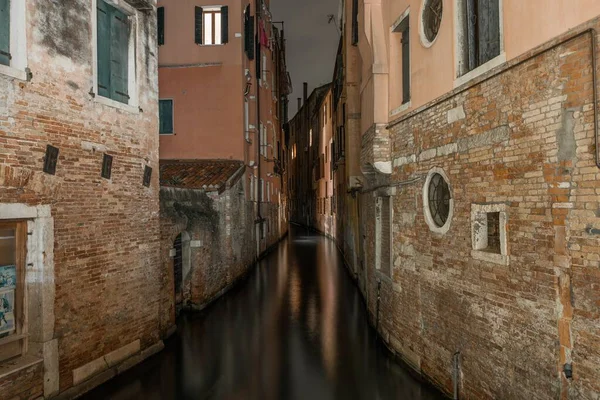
xmin=195 ymin=6 xmax=229 ymax=46
xmin=159 ymin=99 xmax=174 ymax=135
xmin=0 ymin=0 xmax=10 ymax=67
xmin=0 ymin=0 xmax=27 ymax=80
xmin=97 ymin=0 xmax=133 ymax=105
xmin=394 ymin=15 xmax=410 ymax=104
xmin=157 ymin=7 xmax=165 ymax=46
xmin=459 ymin=0 xmax=501 ymax=75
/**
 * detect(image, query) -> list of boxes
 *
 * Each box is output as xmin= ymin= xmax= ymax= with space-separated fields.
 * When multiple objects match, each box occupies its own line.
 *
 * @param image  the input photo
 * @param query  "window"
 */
xmin=0 ymin=0 xmax=9 ymax=66
xmin=471 ymin=203 xmax=509 ymax=265
xmin=97 ymin=0 xmax=133 ymax=105
xmin=0 ymin=221 xmax=26 ymax=363
xmin=244 ymin=5 xmax=255 ymax=59
xmin=157 ymin=7 xmax=165 ymax=46
xmin=421 ymin=0 xmax=443 ymax=45
xmin=423 ymin=168 xmax=453 ymax=234
xmin=351 ymin=0 xmax=359 ymax=45
xmin=195 ymin=6 xmax=229 ymax=46
xmin=0 ymin=0 xmax=27 ymax=80
xmin=460 ymin=0 xmax=501 ymax=75
xmin=159 ymin=99 xmax=174 ymax=134
xmin=394 ymin=16 xmax=410 ymax=104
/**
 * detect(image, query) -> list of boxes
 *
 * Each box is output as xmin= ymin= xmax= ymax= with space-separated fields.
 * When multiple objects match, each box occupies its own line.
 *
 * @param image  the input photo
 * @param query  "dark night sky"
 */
xmin=271 ymin=0 xmax=341 ymax=118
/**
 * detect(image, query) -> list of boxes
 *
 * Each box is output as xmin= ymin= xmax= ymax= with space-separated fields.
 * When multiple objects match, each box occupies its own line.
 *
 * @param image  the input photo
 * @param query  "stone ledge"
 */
xmin=0 ymin=354 xmax=43 ymax=381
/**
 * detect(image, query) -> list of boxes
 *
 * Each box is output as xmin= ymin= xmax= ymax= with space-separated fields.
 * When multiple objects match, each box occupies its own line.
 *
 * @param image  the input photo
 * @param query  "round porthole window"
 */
xmin=423 ymin=168 xmax=453 ymax=233
xmin=420 ymin=0 xmax=443 ymax=47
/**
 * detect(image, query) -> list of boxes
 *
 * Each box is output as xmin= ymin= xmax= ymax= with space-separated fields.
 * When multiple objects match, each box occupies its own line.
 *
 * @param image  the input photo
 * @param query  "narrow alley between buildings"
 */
xmin=83 ymin=226 xmax=444 ymax=400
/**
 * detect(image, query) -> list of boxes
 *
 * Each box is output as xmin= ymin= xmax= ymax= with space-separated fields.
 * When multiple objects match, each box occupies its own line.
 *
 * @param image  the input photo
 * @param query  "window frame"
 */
xmin=471 ymin=203 xmax=509 ymax=265
xmin=422 ymin=167 xmax=454 ymax=234
xmin=0 ymin=0 xmax=28 ymax=81
xmin=92 ymin=0 xmax=140 ymax=113
xmin=0 ymin=220 xmax=27 ymax=364
xmin=159 ymin=98 xmax=174 ymax=135
xmin=454 ymin=0 xmax=505 ymax=88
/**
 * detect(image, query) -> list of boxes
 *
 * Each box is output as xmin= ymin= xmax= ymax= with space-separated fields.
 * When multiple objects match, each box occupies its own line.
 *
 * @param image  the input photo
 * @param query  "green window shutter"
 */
xmin=0 ymin=0 xmax=9 ymax=66
xmin=157 ymin=7 xmax=165 ymax=46
xmin=221 ymin=6 xmax=229 ymax=44
xmin=110 ymin=7 xmax=130 ymax=104
xmin=97 ymin=0 xmax=111 ymax=98
xmin=159 ymin=99 xmax=173 ymax=134
xmin=194 ymin=7 xmax=203 ymax=44
xmin=401 ymin=25 xmax=410 ymax=104
xmin=466 ymin=0 xmax=478 ymax=71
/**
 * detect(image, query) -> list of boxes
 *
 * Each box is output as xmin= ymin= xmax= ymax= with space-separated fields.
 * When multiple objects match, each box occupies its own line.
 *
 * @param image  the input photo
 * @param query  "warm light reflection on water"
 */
xmin=84 ymin=226 xmax=444 ymax=400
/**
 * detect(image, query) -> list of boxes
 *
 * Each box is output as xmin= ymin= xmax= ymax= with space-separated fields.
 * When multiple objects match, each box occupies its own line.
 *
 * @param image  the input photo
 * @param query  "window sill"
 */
xmin=0 ymin=354 xmax=43 ymax=380
xmin=471 ymin=249 xmax=510 ymax=266
xmin=454 ymin=53 xmax=507 ymax=89
xmin=196 ymin=44 xmax=226 ymax=47
xmin=159 ymin=132 xmax=175 ymax=136
xmin=0 ymin=64 xmax=28 ymax=81
xmin=94 ymin=95 xmax=140 ymax=114
xmin=390 ymin=101 xmax=411 ymax=117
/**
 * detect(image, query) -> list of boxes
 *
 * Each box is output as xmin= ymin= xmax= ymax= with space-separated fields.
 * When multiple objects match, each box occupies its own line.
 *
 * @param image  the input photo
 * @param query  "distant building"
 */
xmin=294 ymin=0 xmax=600 ymax=397
xmin=0 ymin=0 xmax=162 ymax=398
xmin=156 ymin=0 xmax=291 ymax=324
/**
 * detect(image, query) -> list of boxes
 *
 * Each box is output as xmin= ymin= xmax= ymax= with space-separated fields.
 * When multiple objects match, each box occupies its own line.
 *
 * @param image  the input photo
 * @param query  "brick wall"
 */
xmin=361 ymin=23 xmax=600 ymax=399
xmin=0 ymin=0 xmax=161 ymax=396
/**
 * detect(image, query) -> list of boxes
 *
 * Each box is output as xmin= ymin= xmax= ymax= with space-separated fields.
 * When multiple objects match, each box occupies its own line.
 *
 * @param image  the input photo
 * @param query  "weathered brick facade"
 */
xmin=359 ymin=23 xmax=600 ymax=399
xmin=0 ymin=0 xmax=161 ymax=398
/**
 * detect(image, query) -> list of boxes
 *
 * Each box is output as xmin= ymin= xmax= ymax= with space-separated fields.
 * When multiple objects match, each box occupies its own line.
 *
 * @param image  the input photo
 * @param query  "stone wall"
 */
xmin=362 ymin=24 xmax=600 ymax=399
xmin=159 ymin=174 xmax=286 ymax=329
xmin=0 ymin=0 xmax=161 ymax=397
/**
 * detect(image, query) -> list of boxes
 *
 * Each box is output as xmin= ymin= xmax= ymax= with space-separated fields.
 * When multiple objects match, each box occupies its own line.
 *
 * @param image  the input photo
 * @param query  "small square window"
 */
xmin=143 ymin=166 xmax=152 ymax=187
xmin=101 ymin=154 xmax=113 ymax=179
xmin=43 ymin=145 xmax=59 ymax=175
xmin=471 ymin=204 xmax=509 ymax=265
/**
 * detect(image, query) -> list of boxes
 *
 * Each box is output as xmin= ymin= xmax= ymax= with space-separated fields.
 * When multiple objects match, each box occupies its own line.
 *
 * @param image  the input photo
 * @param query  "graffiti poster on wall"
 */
xmin=0 ymin=265 xmax=16 ymax=291
xmin=0 ymin=266 xmax=16 ymax=336
xmin=0 ymin=290 xmax=15 ymax=335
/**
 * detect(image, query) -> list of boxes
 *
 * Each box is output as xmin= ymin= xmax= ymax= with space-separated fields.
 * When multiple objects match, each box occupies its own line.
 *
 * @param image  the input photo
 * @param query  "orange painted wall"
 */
xmin=158 ymin=0 xmax=246 ymax=161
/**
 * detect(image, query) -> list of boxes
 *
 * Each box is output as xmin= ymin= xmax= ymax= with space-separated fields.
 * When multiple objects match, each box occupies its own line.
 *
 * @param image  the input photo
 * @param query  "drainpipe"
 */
xmin=256 ymin=0 xmax=263 ymax=237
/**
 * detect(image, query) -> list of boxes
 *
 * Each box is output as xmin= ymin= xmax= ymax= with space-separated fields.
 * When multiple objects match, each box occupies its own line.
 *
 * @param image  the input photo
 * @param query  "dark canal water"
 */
xmin=84 ymin=226 xmax=445 ymax=400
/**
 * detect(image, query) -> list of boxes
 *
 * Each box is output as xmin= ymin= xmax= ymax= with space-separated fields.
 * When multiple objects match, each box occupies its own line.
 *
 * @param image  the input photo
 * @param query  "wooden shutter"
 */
xmin=351 ymin=0 xmax=359 ymax=45
xmin=97 ymin=0 xmax=111 ymax=98
xmin=110 ymin=8 xmax=130 ymax=104
xmin=221 ymin=6 xmax=229 ymax=44
xmin=466 ymin=0 xmax=478 ymax=71
xmin=244 ymin=7 xmax=255 ymax=59
xmin=401 ymin=26 xmax=410 ymax=104
xmin=0 ymin=0 xmax=10 ymax=66
xmin=478 ymin=0 xmax=500 ymax=65
xmin=159 ymin=100 xmax=173 ymax=134
xmin=157 ymin=7 xmax=165 ymax=46
xmin=194 ymin=7 xmax=203 ymax=44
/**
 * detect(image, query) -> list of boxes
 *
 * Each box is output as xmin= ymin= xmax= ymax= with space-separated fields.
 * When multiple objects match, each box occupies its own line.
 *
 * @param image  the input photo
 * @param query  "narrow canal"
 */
xmin=84 ymin=227 xmax=444 ymax=400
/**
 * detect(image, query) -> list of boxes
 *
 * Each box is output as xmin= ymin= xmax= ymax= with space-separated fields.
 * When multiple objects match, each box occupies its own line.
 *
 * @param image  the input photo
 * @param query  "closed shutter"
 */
xmin=110 ymin=8 xmax=130 ymax=104
xmin=401 ymin=26 xmax=410 ymax=104
xmin=221 ymin=6 xmax=229 ymax=44
xmin=97 ymin=0 xmax=111 ymax=98
xmin=245 ymin=12 xmax=255 ymax=59
xmin=0 ymin=0 xmax=10 ymax=66
xmin=195 ymin=6 xmax=203 ymax=44
xmin=157 ymin=7 xmax=165 ymax=46
xmin=159 ymin=100 xmax=173 ymax=134
xmin=351 ymin=0 xmax=359 ymax=45
xmin=466 ymin=0 xmax=478 ymax=71
xmin=478 ymin=0 xmax=500 ymax=65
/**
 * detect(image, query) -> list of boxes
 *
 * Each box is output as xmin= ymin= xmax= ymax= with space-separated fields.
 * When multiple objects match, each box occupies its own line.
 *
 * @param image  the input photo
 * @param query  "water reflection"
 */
xmin=84 ymin=226 xmax=444 ymax=400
